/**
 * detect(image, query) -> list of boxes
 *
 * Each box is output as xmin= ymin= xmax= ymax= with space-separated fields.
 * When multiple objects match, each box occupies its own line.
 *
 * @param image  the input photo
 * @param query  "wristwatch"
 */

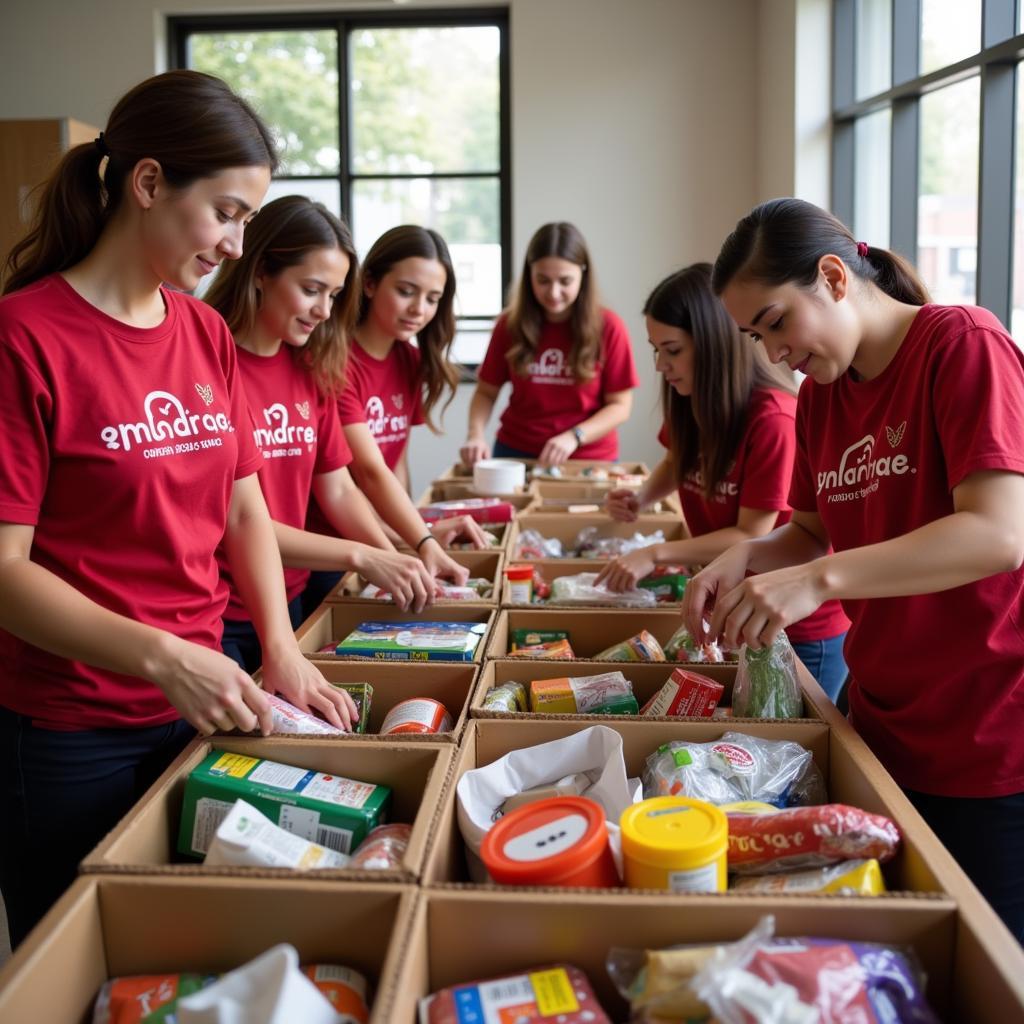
xmin=572 ymin=426 xmax=585 ymax=446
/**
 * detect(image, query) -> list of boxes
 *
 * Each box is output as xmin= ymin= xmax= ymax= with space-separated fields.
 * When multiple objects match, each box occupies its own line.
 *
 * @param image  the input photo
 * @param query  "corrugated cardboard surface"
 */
xmin=0 ymin=875 xmax=417 ymax=1024
xmin=435 ymin=459 xmax=650 ymax=483
xmin=533 ymin=479 xmax=682 ymax=515
xmin=80 ymin=736 xmax=453 ymax=883
xmin=417 ymin=480 xmax=537 ymax=507
xmin=507 ymin=512 xmax=685 ymax=560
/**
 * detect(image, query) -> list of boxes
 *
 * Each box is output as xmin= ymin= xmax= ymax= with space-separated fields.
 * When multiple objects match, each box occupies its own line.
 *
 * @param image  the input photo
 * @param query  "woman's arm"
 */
xmin=312 ymin=466 xmax=394 ymax=549
xmin=538 ymin=389 xmax=633 ymax=466
xmin=606 ymin=455 xmax=679 ymax=522
xmin=461 ymin=381 xmax=501 ymax=465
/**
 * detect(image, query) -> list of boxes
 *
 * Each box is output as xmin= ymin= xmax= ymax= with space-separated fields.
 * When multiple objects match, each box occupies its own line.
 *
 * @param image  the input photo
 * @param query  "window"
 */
xmin=171 ymin=11 xmax=509 ymax=366
xmin=833 ymin=0 xmax=1023 ymax=343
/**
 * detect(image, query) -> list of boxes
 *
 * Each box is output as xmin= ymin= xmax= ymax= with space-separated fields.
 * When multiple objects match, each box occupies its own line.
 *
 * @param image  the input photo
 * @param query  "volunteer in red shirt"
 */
xmin=687 ymin=197 xmax=1024 ymax=940
xmin=461 ymin=222 xmax=638 ymax=466
xmin=301 ymin=225 xmax=483 ymax=616
xmin=0 ymin=72 xmax=354 ymax=948
xmin=205 ymin=197 xmax=435 ymax=670
xmin=595 ymin=264 xmax=849 ymax=696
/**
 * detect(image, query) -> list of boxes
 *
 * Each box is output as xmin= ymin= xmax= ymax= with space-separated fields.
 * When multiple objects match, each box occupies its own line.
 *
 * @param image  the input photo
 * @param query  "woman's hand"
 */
xmin=538 ymin=430 xmax=579 ymax=466
xmin=460 ymin=437 xmax=490 ymax=466
xmin=420 ymin=538 xmax=470 ymax=584
xmin=355 ymin=546 xmax=434 ymax=612
xmin=681 ymin=543 xmax=753 ymax=643
xmin=605 ymin=487 xmax=642 ymax=522
xmin=429 ymin=514 xmax=490 ymax=550
xmin=594 ymin=549 xmax=655 ymax=592
xmin=261 ymin=645 xmax=358 ymax=731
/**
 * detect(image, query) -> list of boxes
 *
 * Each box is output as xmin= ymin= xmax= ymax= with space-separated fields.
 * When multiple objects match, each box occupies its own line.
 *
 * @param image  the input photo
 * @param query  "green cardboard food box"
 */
xmin=177 ymin=750 xmax=391 ymax=860
xmin=335 ymin=620 xmax=487 ymax=662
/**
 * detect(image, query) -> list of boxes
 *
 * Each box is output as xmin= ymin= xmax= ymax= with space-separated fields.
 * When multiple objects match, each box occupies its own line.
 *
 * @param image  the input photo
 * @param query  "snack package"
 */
xmin=359 ymin=578 xmax=492 ymax=602
xmin=594 ymin=630 xmax=667 ymax=662
xmin=507 ymin=638 xmax=577 ymax=659
xmin=348 ymin=822 xmax=412 ymax=870
xmin=511 ymin=628 xmax=570 ymax=650
xmin=265 ymin=693 xmax=346 ymax=736
xmin=640 ymin=667 xmax=723 ymax=718
xmin=530 ymin=671 xmax=639 ymax=715
xmin=299 ymin=965 xmax=370 ymax=1023
xmin=642 ymin=732 xmax=826 ymax=808
xmin=481 ymin=681 xmax=529 ymax=713
xmin=573 ymin=526 xmax=666 ymax=559
xmin=419 ymin=497 xmax=514 ymax=525
xmin=334 ymin=682 xmax=373 ymax=734
xmin=379 ymin=697 xmax=453 ymax=735
xmin=549 ymin=572 xmax=657 ymax=607
xmin=93 ymin=974 xmax=218 ymax=1023
xmin=729 ymin=858 xmax=886 ymax=895
xmin=513 ymin=528 xmax=563 ymax=560
xmin=726 ymin=805 xmax=901 ymax=874
xmin=733 ymin=633 xmax=802 ymax=719
xmin=607 ymin=944 xmax=720 ymax=1022
xmin=637 ymin=572 xmax=689 ymax=602
xmin=419 ymin=964 xmax=612 ymax=1024
xmin=532 ymin=568 xmax=552 ymax=600
xmin=692 ymin=915 xmax=941 ymax=1024
xmin=334 ymin=621 xmax=487 ymax=661
xmin=664 ymin=622 xmax=726 ymax=664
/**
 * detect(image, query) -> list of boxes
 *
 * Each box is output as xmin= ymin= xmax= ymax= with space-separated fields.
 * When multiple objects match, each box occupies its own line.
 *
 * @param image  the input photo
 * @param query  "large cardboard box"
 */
xmin=296 ymin=602 xmax=495 ymax=663
xmin=423 ymin=718 xmax=960 ymax=896
xmin=0 ymin=875 xmax=416 ymax=1023
xmin=508 ymin=512 xmax=685 ymax=561
xmin=437 ymin=458 xmax=650 ymax=482
xmin=81 ymin=735 xmax=452 ymax=882
xmin=418 ymin=479 xmax=537 ymax=504
xmin=532 ymin=479 xmax=681 ymax=515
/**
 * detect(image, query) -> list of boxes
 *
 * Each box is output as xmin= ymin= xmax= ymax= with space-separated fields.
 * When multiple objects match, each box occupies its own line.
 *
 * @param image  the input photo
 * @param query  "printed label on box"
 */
xmin=191 ymin=796 xmax=236 ymax=854
xmin=530 ymin=968 xmax=580 ymax=1015
xmin=668 ymin=862 xmax=721 ymax=892
xmin=302 ymin=774 xmax=376 ymax=809
xmin=249 ymin=761 xmax=315 ymax=791
xmin=209 ymin=752 xmax=259 ymax=778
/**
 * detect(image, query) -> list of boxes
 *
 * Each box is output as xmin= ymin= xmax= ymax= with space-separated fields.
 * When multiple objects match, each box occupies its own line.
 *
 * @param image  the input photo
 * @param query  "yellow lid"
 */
xmin=620 ymin=796 xmax=727 ymax=869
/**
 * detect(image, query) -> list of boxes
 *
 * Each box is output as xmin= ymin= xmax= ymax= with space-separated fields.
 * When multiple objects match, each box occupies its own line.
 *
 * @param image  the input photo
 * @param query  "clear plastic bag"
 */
xmin=607 ymin=943 xmax=720 ymax=1022
xmin=664 ymin=622 xmax=726 ymax=663
xmin=549 ymin=572 xmax=657 ymax=607
xmin=573 ymin=526 xmax=666 ymax=559
xmin=733 ymin=632 xmax=802 ymax=719
xmin=512 ymin=528 xmax=563 ymax=559
xmin=642 ymin=731 xmax=826 ymax=807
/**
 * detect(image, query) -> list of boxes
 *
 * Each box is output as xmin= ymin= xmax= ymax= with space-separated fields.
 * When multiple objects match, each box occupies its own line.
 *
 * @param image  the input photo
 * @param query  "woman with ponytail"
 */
xmin=685 ymin=197 xmax=1024 ymax=938
xmin=0 ymin=71 xmax=355 ymax=946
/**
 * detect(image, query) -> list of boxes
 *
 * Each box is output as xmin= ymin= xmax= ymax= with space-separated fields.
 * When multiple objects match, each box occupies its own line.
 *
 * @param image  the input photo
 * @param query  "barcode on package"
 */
xmin=316 ymin=824 xmax=354 ymax=854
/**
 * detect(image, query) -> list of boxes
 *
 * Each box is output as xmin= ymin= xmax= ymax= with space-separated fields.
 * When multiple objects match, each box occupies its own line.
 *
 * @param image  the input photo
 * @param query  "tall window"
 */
xmin=832 ymin=0 xmax=1024 ymax=341
xmin=171 ymin=11 xmax=509 ymax=365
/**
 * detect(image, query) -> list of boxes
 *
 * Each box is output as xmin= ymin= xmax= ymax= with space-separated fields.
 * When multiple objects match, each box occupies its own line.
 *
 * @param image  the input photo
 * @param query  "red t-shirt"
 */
xmin=220 ymin=346 xmax=352 ymax=618
xmin=659 ymin=389 xmax=849 ymax=643
xmin=790 ymin=304 xmax=1024 ymax=797
xmin=478 ymin=309 xmax=639 ymax=459
xmin=0 ymin=274 xmax=262 ymax=730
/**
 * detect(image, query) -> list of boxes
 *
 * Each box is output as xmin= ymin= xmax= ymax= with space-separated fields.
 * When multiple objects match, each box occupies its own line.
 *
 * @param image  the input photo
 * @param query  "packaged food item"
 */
xmin=549 ymin=572 xmax=657 ymax=607
xmin=531 ymin=463 xmax=565 ymax=478
xmin=507 ymin=638 xmax=576 ymax=659
xmin=499 ymin=771 xmax=592 ymax=815
xmin=582 ymin=466 xmax=610 ymax=480
xmin=503 ymin=563 xmax=535 ymax=603
xmin=265 ymin=693 xmax=346 ymax=736
xmin=733 ymin=632 xmax=802 ymax=719
xmin=348 ymin=822 xmax=412 ymax=870
xmin=637 ymin=572 xmax=689 ymax=602
xmin=512 ymin=629 xmax=570 ymax=650
xmin=594 ymin=630 xmax=666 ymax=662
xmin=530 ymin=671 xmax=639 ymax=715
xmin=573 ymin=526 xmax=665 ymax=559
xmin=359 ymin=578 xmax=492 ymax=601
xmin=642 ymin=732 xmax=826 ymax=808
xmin=730 ymin=858 xmax=886 ymax=895
xmin=318 ymin=642 xmax=339 ymax=654
xmin=640 ymin=667 xmax=724 ymax=718
xmin=334 ymin=682 xmax=372 ymax=734
xmin=607 ymin=944 xmax=720 ymax=1021
xmin=93 ymin=974 xmax=217 ymax=1023
xmin=419 ymin=497 xmax=515 ymax=525
xmin=726 ymin=804 xmax=901 ymax=873
xmin=334 ymin=621 xmax=487 ymax=661
xmin=481 ymin=795 xmax=620 ymax=887
xmin=532 ymin=568 xmax=552 ymax=599
xmin=481 ymin=680 xmax=528 ymax=713
xmin=299 ymin=965 xmax=370 ymax=1023
xmin=620 ymin=796 xmax=728 ymax=892
xmin=378 ymin=697 xmax=453 ymax=735
xmin=203 ymin=798 xmax=350 ymax=869
xmin=512 ymin=529 xmax=563 ymax=560
xmin=178 ymin=751 xmax=391 ymax=859
xmin=664 ymin=622 xmax=725 ymax=663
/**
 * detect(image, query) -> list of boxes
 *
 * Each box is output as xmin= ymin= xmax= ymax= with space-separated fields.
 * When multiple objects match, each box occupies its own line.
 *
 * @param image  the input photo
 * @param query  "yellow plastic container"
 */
xmin=620 ymin=796 xmax=728 ymax=892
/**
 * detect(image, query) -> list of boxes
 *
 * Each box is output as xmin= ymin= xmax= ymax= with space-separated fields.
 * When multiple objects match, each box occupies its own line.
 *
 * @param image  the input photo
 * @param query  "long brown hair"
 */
xmin=205 ymin=196 xmax=358 ymax=396
xmin=3 ymin=70 xmax=278 ymax=295
xmin=358 ymin=225 xmax=458 ymax=431
xmin=648 ymin=263 xmax=796 ymax=498
xmin=712 ymin=197 xmax=930 ymax=305
xmin=505 ymin=222 xmax=603 ymax=381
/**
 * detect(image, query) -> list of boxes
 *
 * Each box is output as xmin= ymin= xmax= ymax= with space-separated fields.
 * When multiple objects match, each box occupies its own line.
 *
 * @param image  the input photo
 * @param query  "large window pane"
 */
xmin=352 ymin=177 xmax=501 ymax=317
xmin=917 ymin=78 xmax=980 ymax=304
xmin=920 ymin=0 xmax=981 ymax=75
xmin=853 ymin=109 xmax=891 ymax=246
xmin=1011 ymin=65 xmax=1024 ymax=343
xmin=350 ymin=26 xmax=499 ymax=174
xmin=262 ymin=178 xmax=341 ymax=217
xmin=188 ymin=31 xmax=339 ymax=176
xmin=856 ymin=0 xmax=891 ymax=100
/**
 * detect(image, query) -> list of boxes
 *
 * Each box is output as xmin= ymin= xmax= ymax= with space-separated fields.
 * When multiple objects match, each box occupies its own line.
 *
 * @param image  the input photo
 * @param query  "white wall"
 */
xmin=0 ymin=0 xmax=773 ymax=494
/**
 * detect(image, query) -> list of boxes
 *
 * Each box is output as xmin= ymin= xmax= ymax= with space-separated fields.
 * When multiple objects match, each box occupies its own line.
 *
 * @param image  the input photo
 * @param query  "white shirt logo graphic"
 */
xmin=100 ymin=388 xmax=235 ymax=453
xmin=816 ymin=428 xmax=915 ymax=501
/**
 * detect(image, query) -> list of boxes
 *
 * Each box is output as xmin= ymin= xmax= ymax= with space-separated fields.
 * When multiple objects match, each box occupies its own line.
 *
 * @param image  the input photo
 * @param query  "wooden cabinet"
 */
xmin=0 ymin=118 xmax=99 ymax=268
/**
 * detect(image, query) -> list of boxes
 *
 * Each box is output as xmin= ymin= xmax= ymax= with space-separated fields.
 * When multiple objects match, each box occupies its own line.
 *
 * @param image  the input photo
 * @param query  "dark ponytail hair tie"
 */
xmin=94 ymin=132 xmax=109 ymax=157
xmin=856 ymin=241 xmax=869 ymax=258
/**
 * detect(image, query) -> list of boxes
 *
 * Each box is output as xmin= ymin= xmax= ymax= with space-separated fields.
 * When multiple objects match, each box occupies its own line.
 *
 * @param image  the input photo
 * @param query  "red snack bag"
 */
xmin=92 ymin=975 xmax=216 ymax=1023
xmin=640 ymin=667 xmax=723 ymax=718
xmin=349 ymin=823 xmax=412 ymax=870
xmin=300 ymin=965 xmax=370 ymax=1023
xmin=533 ymin=569 xmax=552 ymax=599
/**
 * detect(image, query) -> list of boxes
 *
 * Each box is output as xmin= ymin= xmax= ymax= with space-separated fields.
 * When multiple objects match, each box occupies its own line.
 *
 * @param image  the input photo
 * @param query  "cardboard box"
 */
xmin=296 ymin=602 xmax=495 ymax=663
xmin=331 ymin=550 xmax=504 ymax=606
xmin=81 ymin=735 xmax=452 ymax=882
xmin=437 ymin=458 xmax=650 ymax=482
xmin=381 ymin=889 xmax=974 ymax=1023
xmin=508 ymin=512 xmax=685 ymax=561
xmin=423 ymin=718 xmax=959 ymax=896
xmin=532 ymin=479 xmax=682 ymax=515
xmin=0 ymin=875 xmax=416 ymax=1023
xmin=419 ymin=479 xmax=537 ymax=504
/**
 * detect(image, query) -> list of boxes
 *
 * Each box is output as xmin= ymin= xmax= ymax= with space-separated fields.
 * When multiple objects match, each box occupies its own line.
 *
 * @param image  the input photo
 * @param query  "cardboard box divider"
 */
xmin=436 ymin=458 xmax=650 ymax=482
xmin=423 ymin=717 xmax=954 ymax=896
xmin=80 ymin=735 xmax=453 ymax=882
xmin=416 ymin=485 xmax=537 ymax=516
xmin=295 ymin=602 xmax=495 ymax=663
xmin=0 ymin=875 xmax=417 ymax=1024
xmin=531 ymin=479 xmax=682 ymax=515
xmin=507 ymin=512 xmax=685 ymax=561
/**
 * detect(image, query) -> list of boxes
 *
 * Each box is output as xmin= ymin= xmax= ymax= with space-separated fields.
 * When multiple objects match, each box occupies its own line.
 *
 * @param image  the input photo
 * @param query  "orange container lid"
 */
xmin=504 ymin=563 xmax=534 ymax=579
xmin=481 ymin=795 xmax=608 ymax=884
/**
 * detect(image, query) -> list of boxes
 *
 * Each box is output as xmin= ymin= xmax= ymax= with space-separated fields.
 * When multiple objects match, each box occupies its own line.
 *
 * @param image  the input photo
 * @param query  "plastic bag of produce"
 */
xmin=664 ymin=621 xmax=726 ymax=663
xmin=549 ymin=572 xmax=657 ymax=607
xmin=733 ymin=633 xmax=802 ymax=719
xmin=513 ymin=528 xmax=563 ymax=560
xmin=573 ymin=526 xmax=665 ymax=559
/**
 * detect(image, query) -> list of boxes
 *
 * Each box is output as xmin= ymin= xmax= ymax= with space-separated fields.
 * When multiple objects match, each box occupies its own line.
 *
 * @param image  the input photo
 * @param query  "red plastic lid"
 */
xmin=504 ymin=563 xmax=534 ymax=580
xmin=480 ymin=795 xmax=608 ymax=884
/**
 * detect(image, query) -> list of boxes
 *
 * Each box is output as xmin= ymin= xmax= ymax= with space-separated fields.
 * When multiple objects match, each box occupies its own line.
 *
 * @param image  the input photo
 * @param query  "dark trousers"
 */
xmin=299 ymin=571 xmax=344 ymax=624
xmin=905 ymin=787 xmax=1024 ymax=944
xmin=221 ymin=595 xmax=305 ymax=674
xmin=491 ymin=439 xmax=538 ymax=459
xmin=0 ymin=707 xmax=195 ymax=948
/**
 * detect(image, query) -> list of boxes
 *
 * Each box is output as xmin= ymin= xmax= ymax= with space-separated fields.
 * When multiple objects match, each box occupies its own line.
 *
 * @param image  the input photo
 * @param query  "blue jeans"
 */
xmin=221 ymin=595 xmax=305 ymax=674
xmin=905 ymin=787 xmax=1024 ymax=944
xmin=0 ymin=707 xmax=195 ymax=948
xmin=491 ymin=439 xmax=537 ymax=459
xmin=299 ymin=570 xmax=344 ymax=623
xmin=791 ymin=632 xmax=848 ymax=703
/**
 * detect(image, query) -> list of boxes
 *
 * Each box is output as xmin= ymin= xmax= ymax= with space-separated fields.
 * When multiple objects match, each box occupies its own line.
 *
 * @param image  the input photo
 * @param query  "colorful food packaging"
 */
xmin=640 ymin=667 xmax=724 ymax=718
xmin=93 ymin=974 xmax=217 ymax=1023
xmin=549 ymin=572 xmax=656 ymax=607
xmin=419 ymin=964 xmax=612 ymax=1024
xmin=733 ymin=631 xmax=803 ymax=719
xmin=265 ymin=693 xmax=346 ymax=736
xmin=378 ymin=697 xmax=453 ymax=735
xmin=481 ymin=681 xmax=528 ymax=713
xmin=607 ymin=944 xmax=719 ymax=1022
xmin=334 ymin=682 xmax=373 ymax=734
xmin=512 ymin=529 xmax=563 ymax=560
xmin=178 ymin=751 xmax=391 ymax=859
xmin=503 ymin=563 xmax=534 ymax=603
xmin=664 ymin=622 xmax=726 ymax=663
xmin=730 ymin=858 xmax=887 ymax=895
xmin=532 ymin=569 xmax=552 ymax=599
xmin=418 ymin=497 xmax=515 ymax=525
xmin=299 ymin=965 xmax=370 ymax=1023
xmin=637 ymin=572 xmax=689 ymax=602
xmin=594 ymin=629 xmax=666 ymax=662
xmin=507 ymin=638 xmax=576 ymax=659
xmin=348 ymin=822 xmax=412 ymax=871
xmin=359 ymin=578 xmax=493 ymax=601
xmin=511 ymin=628 xmax=570 ymax=649
xmin=529 ymin=671 xmax=639 ymax=715
xmin=333 ymin=621 xmax=487 ymax=661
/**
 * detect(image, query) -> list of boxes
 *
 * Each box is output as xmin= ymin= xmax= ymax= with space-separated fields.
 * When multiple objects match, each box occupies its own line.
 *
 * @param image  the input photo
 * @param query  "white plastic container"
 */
xmin=473 ymin=458 xmax=526 ymax=495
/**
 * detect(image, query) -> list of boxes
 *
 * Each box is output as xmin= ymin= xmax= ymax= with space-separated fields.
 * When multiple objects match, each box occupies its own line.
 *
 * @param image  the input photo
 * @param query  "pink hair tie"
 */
xmin=856 ymin=241 xmax=869 ymax=257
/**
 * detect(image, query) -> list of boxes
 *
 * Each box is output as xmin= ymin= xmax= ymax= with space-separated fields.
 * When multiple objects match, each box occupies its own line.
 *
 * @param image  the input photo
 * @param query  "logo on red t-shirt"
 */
xmin=681 ymin=462 xmax=740 ymax=504
xmin=100 ymin=387 xmax=236 ymax=455
xmin=526 ymin=347 xmax=575 ymax=386
xmin=365 ymin=395 xmax=409 ymax=443
xmin=254 ymin=402 xmax=317 ymax=459
xmin=816 ymin=426 xmax=915 ymax=502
